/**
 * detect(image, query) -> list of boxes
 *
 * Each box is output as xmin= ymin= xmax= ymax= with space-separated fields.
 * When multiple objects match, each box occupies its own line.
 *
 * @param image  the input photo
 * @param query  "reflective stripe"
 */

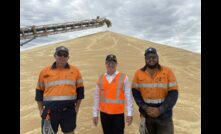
xmin=100 ymin=73 xmax=125 ymax=104
xmin=132 ymin=82 xmax=138 ymax=88
xmin=43 ymin=96 xmax=77 ymax=101
xmin=169 ymin=82 xmax=177 ymax=87
xmin=99 ymin=74 xmax=105 ymax=98
xmin=76 ymin=79 xmax=83 ymax=84
xmin=123 ymin=84 xmax=125 ymax=92
xmin=45 ymin=80 xmax=76 ymax=88
xmin=144 ymin=99 xmax=164 ymax=104
xmin=116 ymin=74 xmax=125 ymax=99
xmin=101 ymin=98 xmax=124 ymax=104
xmin=99 ymin=74 xmax=104 ymax=89
xmin=37 ymin=82 xmax=45 ymax=89
xmin=137 ymin=83 xmax=168 ymax=88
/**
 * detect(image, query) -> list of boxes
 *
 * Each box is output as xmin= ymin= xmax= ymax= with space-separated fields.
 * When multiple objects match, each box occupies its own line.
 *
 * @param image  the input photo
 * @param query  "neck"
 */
xmin=56 ymin=63 xmax=66 ymax=68
xmin=107 ymin=71 xmax=116 ymax=75
xmin=146 ymin=67 xmax=157 ymax=76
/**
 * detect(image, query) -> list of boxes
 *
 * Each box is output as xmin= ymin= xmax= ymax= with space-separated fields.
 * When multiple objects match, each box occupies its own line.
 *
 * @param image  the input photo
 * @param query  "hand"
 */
xmin=39 ymin=109 xmax=43 ymax=117
xmin=75 ymin=100 xmax=82 ymax=114
xmin=140 ymin=113 xmax=144 ymax=118
xmin=93 ymin=117 xmax=99 ymax=126
xmin=75 ymin=106 xmax=79 ymax=114
xmin=147 ymin=107 xmax=161 ymax=117
xmin=126 ymin=116 xmax=133 ymax=126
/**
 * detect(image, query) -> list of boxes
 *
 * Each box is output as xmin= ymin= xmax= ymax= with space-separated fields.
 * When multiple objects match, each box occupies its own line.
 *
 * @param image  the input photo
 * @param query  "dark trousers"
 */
xmin=145 ymin=116 xmax=174 ymax=134
xmin=42 ymin=108 xmax=76 ymax=133
xmin=100 ymin=112 xmax=125 ymax=134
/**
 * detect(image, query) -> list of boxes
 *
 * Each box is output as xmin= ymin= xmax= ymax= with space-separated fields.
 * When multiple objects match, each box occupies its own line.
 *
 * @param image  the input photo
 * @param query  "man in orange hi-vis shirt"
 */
xmin=35 ymin=46 xmax=84 ymax=134
xmin=132 ymin=47 xmax=178 ymax=134
xmin=92 ymin=54 xmax=133 ymax=134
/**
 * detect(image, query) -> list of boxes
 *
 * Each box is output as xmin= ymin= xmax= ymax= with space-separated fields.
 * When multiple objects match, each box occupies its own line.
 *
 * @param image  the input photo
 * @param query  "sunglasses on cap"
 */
xmin=57 ymin=52 xmax=68 ymax=57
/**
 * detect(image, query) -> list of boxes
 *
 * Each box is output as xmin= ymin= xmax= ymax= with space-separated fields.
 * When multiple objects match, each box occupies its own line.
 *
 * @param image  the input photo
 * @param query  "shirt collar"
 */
xmin=105 ymin=71 xmax=119 ymax=76
xmin=51 ymin=62 xmax=70 ymax=69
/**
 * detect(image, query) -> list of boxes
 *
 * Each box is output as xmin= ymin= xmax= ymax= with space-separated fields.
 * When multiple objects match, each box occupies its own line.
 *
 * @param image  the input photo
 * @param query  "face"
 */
xmin=105 ymin=61 xmax=117 ymax=75
xmin=54 ymin=51 xmax=69 ymax=66
xmin=145 ymin=53 xmax=158 ymax=69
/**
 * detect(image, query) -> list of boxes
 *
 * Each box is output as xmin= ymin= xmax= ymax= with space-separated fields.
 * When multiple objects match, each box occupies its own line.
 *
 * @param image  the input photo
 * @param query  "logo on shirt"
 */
xmin=43 ymin=74 xmax=50 ymax=78
xmin=156 ymin=77 xmax=162 ymax=82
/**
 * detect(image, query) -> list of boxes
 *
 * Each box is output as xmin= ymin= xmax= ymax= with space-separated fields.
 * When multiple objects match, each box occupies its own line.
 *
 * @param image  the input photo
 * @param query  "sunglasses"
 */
xmin=145 ymin=55 xmax=157 ymax=60
xmin=57 ymin=53 xmax=68 ymax=57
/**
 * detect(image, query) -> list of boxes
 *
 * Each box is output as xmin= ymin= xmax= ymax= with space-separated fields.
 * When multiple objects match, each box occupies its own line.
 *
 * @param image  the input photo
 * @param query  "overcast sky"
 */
xmin=20 ymin=0 xmax=201 ymax=53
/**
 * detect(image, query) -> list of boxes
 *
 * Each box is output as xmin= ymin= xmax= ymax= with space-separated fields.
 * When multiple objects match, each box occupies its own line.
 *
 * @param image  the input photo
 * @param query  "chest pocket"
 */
xmin=155 ymin=76 xmax=166 ymax=82
xmin=65 ymin=70 xmax=77 ymax=80
xmin=138 ymin=78 xmax=146 ymax=83
xmin=65 ymin=74 xmax=74 ymax=80
xmin=44 ymin=73 xmax=58 ymax=82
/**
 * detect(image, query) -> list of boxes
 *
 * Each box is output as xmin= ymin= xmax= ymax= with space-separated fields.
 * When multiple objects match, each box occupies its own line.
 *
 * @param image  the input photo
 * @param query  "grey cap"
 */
xmin=55 ymin=46 xmax=69 ymax=55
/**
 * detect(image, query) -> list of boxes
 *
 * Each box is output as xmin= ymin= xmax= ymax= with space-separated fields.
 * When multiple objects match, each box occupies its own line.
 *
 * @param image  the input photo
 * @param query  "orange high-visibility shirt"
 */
xmin=132 ymin=66 xmax=178 ymax=104
xmin=36 ymin=65 xmax=83 ymax=101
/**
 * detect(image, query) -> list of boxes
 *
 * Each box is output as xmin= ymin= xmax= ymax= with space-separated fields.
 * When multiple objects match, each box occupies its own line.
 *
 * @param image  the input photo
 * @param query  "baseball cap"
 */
xmin=144 ymin=47 xmax=157 ymax=56
xmin=55 ymin=46 xmax=69 ymax=55
xmin=105 ymin=54 xmax=117 ymax=63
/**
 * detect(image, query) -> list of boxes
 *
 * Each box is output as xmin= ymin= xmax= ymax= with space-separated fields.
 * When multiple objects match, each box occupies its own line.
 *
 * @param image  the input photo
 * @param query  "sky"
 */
xmin=20 ymin=0 xmax=201 ymax=53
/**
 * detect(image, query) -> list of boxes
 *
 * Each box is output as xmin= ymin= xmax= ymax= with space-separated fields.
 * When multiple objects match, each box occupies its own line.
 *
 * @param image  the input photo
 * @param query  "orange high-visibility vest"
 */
xmin=36 ymin=65 xmax=83 ymax=101
xmin=98 ymin=73 xmax=126 ymax=114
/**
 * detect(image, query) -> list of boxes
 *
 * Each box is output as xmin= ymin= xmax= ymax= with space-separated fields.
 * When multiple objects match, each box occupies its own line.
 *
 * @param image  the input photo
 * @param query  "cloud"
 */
xmin=20 ymin=0 xmax=201 ymax=53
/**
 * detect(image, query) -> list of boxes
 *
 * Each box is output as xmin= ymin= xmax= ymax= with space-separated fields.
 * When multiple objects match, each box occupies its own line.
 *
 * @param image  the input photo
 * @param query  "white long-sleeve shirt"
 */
xmin=93 ymin=71 xmax=133 ymax=117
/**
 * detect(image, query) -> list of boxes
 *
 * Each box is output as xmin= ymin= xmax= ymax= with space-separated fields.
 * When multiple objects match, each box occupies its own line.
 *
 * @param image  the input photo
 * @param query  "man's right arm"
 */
xmin=35 ymin=89 xmax=44 ymax=117
xmin=35 ymin=69 xmax=45 ymax=117
xmin=132 ymin=88 xmax=147 ymax=110
xmin=131 ymin=71 xmax=148 ymax=111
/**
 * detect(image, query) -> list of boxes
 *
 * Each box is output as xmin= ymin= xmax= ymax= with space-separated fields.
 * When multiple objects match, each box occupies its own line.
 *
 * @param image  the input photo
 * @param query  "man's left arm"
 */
xmin=75 ymin=69 xmax=85 ymax=113
xmin=159 ymin=90 xmax=178 ymax=114
xmin=75 ymin=98 xmax=82 ymax=113
xmin=159 ymin=68 xmax=179 ymax=114
xmin=148 ymin=90 xmax=178 ymax=117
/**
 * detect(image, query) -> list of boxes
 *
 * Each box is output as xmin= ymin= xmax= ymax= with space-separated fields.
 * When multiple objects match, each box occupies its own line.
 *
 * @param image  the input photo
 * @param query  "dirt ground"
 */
xmin=20 ymin=31 xmax=201 ymax=134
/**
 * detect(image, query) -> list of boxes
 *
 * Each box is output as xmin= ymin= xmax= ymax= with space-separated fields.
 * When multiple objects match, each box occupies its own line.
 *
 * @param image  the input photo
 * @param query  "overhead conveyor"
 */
xmin=20 ymin=16 xmax=112 ymax=46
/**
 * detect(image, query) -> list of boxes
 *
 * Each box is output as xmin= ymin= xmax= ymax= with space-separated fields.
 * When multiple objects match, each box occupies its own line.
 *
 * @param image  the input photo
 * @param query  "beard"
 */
xmin=146 ymin=64 xmax=158 ymax=69
xmin=146 ymin=62 xmax=159 ymax=69
xmin=144 ymin=57 xmax=159 ymax=69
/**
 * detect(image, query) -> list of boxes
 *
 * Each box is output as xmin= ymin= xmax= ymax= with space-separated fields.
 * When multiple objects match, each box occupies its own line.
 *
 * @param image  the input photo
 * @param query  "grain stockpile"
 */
xmin=20 ymin=31 xmax=200 ymax=134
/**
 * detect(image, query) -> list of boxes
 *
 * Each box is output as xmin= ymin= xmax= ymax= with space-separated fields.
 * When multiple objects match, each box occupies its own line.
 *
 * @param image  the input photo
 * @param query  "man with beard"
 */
xmin=132 ymin=47 xmax=178 ymax=134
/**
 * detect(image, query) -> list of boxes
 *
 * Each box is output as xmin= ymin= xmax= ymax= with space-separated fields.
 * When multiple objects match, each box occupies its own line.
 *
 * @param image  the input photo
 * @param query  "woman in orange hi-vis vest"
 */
xmin=92 ymin=54 xmax=133 ymax=134
xmin=35 ymin=46 xmax=84 ymax=134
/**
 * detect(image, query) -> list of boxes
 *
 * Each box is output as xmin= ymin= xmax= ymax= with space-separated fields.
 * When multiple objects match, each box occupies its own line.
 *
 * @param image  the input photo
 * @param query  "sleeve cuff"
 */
xmin=93 ymin=112 xmax=99 ymax=117
xmin=127 ymin=111 xmax=133 ymax=116
xmin=76 ymin=87 xmax=84 ymax=99
xmin=141 ymin=104 xmax=148 ymax=111
xmin=35 ymin=89 xmax=43 ymax=101
xmin=159 ymin=105 xmax=166 ymax=114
